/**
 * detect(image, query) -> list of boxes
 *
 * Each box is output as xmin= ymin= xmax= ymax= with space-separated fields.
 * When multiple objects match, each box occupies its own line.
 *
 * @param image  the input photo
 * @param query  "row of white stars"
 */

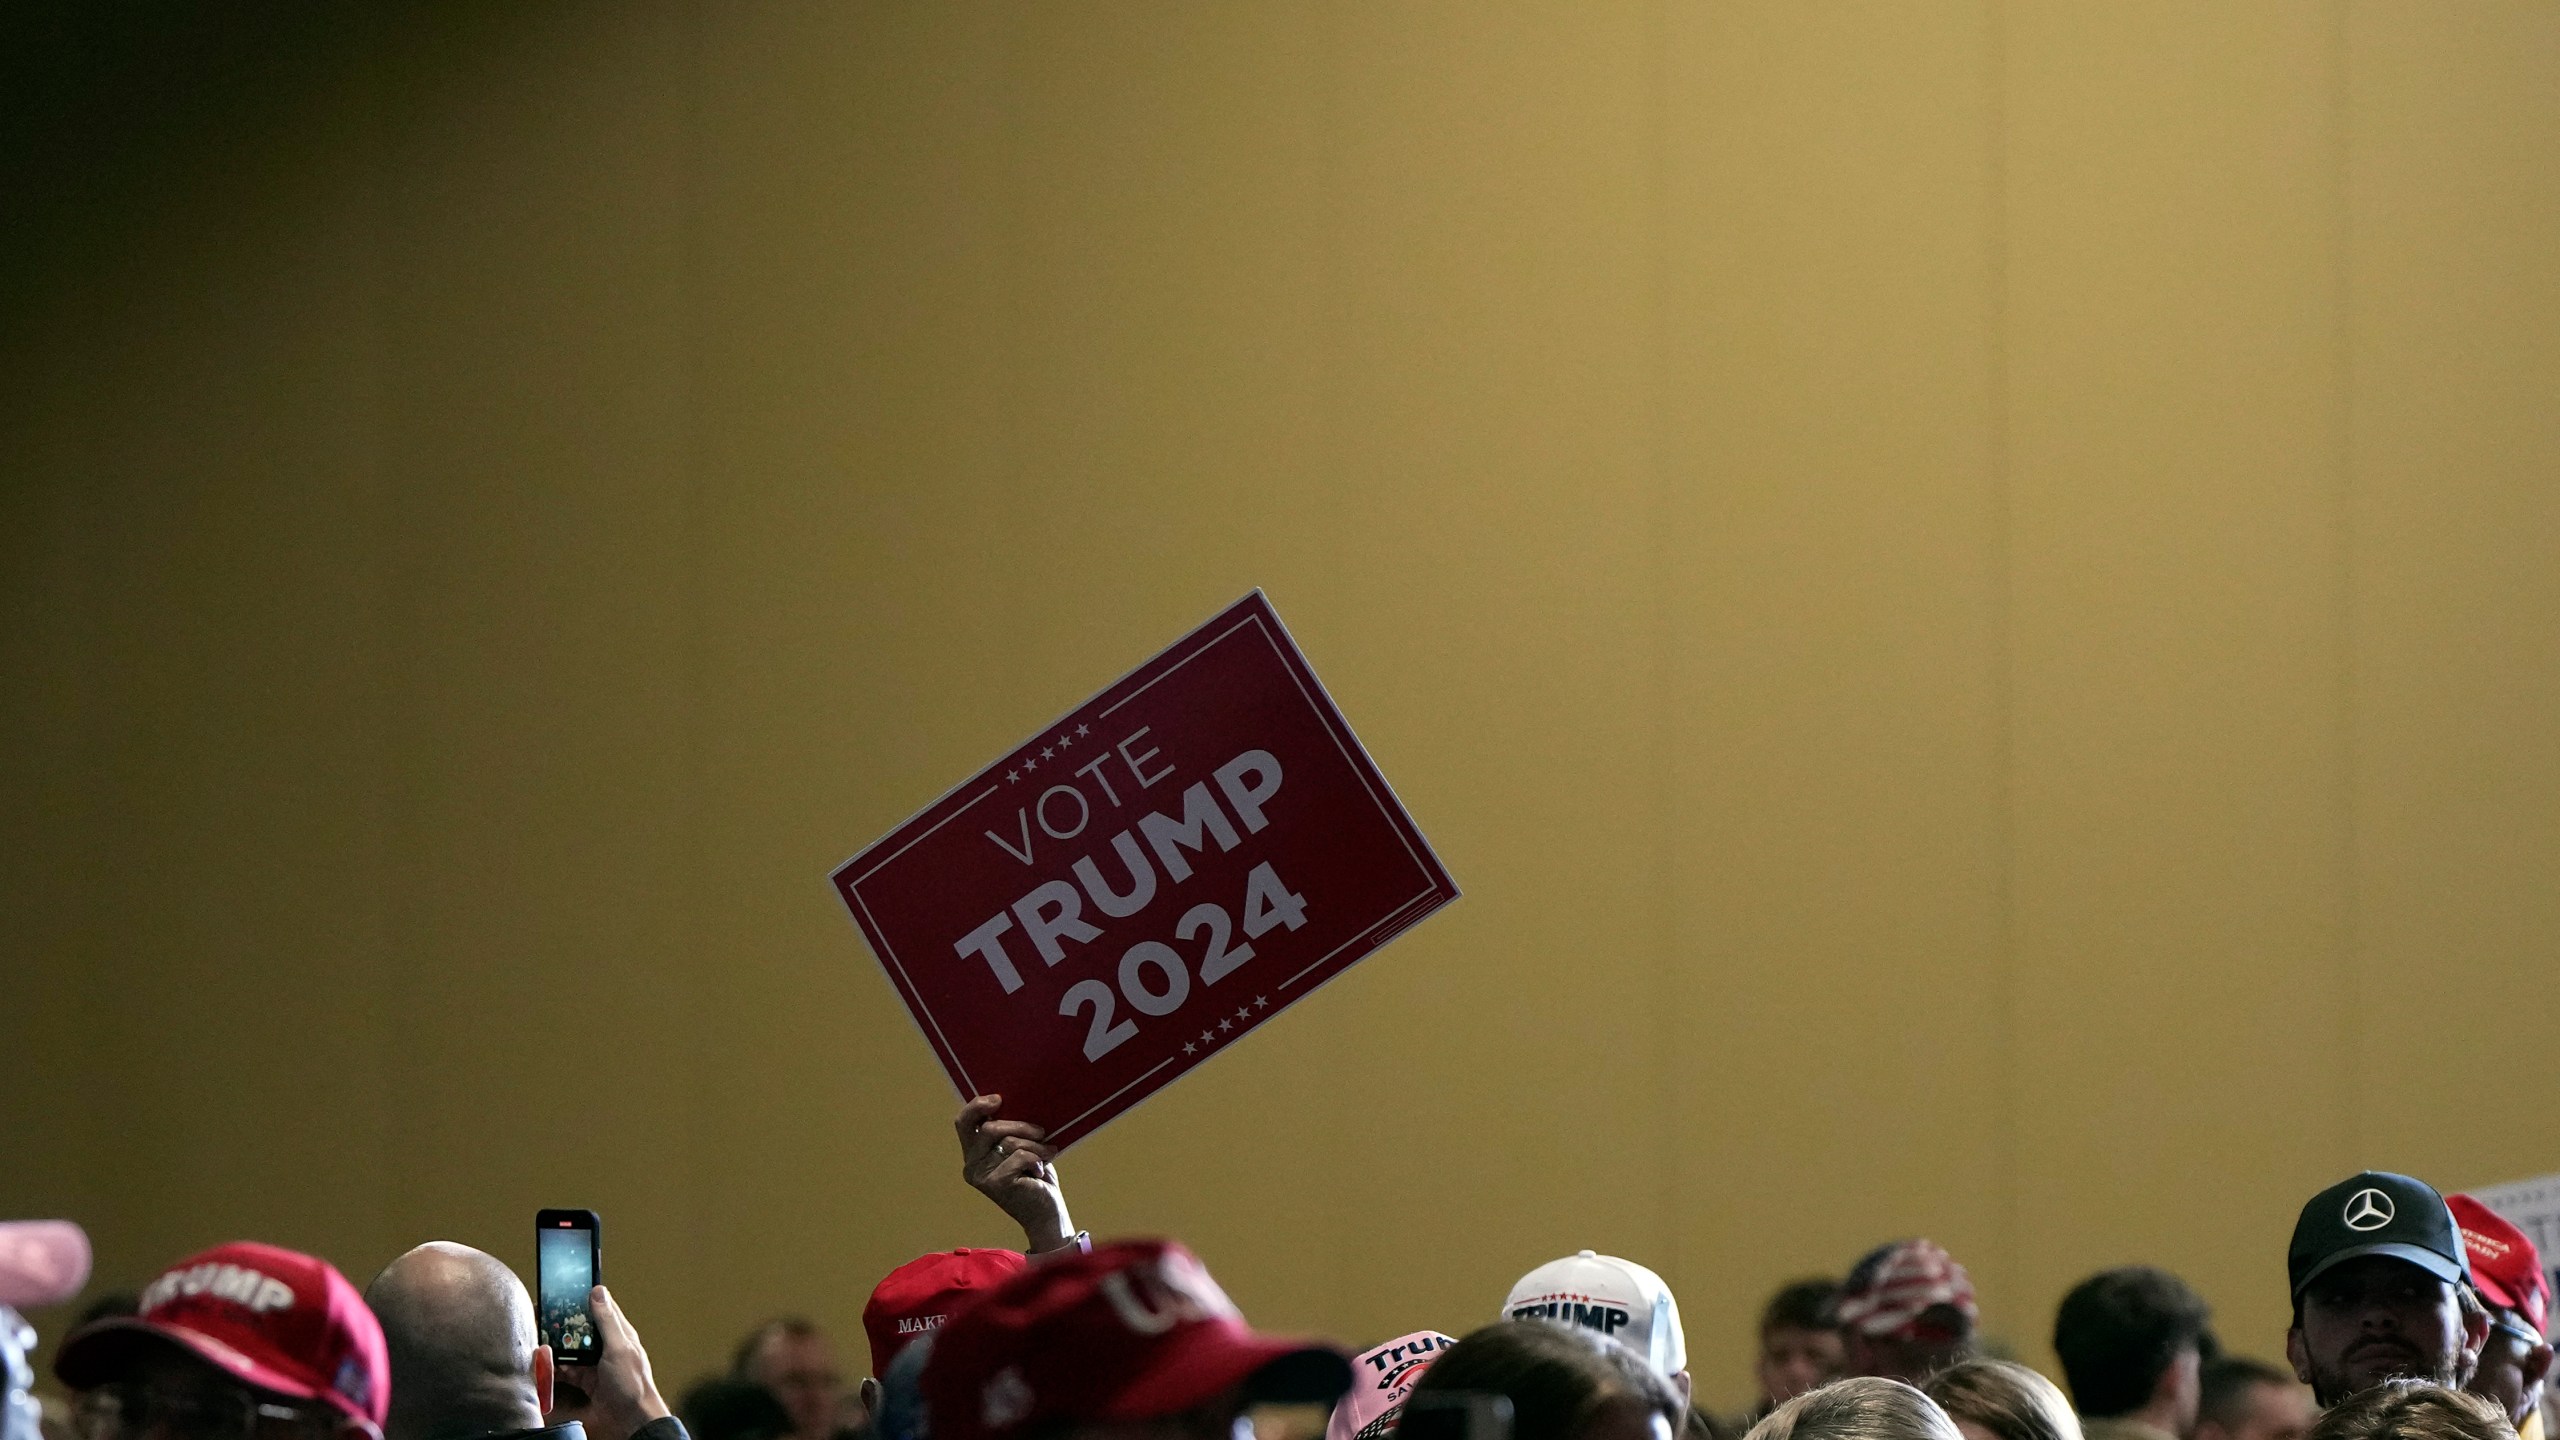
xmin=1006 ymin=723 xmax=1092 ymax=783
xmin=1183 ymin=996 xmax=1271 ymax=1053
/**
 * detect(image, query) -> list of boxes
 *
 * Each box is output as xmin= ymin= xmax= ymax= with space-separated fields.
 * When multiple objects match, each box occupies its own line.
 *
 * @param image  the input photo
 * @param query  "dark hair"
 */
xmin=2304 ymin=1382 xmax=2514 ymax=1440
xmin=682 ymin=1379 xmax=796 ymax=1440
xmin=2197 ymin=1358 xmax=2297 ymax=1433
xmin=1408 ymin=1321 xmax=1682 ymax=1440
xmin=730 ymin=1317 xmax=826 ymax=1378
xmin=76 ymin=1292 xmax=140 ymax=1328
xmin=2052 ymin=1268 xmax=2213 ymax=1418
xmin=1923 ymin=1361 xmax=2081 ymax=1440
xmin=1765 ymin=1281 xmax=1843 ymax=1338
xmin=1744 ymin=1378 xmax=1963 ymax=1440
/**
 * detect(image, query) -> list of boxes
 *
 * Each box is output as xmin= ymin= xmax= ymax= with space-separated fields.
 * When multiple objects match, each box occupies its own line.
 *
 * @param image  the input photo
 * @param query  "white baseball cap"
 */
xmin=1500 ymin=1250 xmax=1686 ymax=1377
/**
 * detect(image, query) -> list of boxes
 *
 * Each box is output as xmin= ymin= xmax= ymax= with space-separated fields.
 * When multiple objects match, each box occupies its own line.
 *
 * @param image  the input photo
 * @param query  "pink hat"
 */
xmin=0 ymin=1222 xmax=91 ymax=1309
xmin=1327 ymin=1332 xmax=1454 ymax=1440
xmin=54 ymin=1242 xmax=388 ymax=1433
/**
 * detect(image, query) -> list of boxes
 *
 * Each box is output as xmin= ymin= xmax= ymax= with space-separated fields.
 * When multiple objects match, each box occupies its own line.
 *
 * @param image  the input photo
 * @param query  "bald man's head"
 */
xmin=367 ymin=1243 xmax=550 ymax=1440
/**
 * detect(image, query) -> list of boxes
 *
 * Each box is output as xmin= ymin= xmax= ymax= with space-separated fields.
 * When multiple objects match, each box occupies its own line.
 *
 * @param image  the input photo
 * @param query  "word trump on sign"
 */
xmin=952 ymin=745 xmax=1291 ymax=1003
xmin=833 ymin=591 xmax=1458 ymax=1149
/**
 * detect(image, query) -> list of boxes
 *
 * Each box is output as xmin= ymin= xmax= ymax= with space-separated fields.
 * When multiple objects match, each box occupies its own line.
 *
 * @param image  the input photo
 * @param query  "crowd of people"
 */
xmin=1 ymin=1101 xmax=2549 ymax=1440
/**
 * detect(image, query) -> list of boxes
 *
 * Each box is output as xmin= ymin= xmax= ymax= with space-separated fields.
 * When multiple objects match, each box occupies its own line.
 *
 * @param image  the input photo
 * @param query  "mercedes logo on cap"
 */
xmin=2343 ymin=1188 xmax=2396 ymax=1232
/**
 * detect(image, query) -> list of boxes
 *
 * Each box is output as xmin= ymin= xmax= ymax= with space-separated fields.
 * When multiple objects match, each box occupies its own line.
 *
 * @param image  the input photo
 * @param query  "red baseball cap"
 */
xmin=2450 ymin=1195 xmax=2551 ymax=1337
xmin=54 ymin=1242 xmax=389 ymax=1433
xmin=921 ymin=1240 xmax=1349 ymax=1440
xmin=864 ymin=1249 xmax=1030 ymax=1378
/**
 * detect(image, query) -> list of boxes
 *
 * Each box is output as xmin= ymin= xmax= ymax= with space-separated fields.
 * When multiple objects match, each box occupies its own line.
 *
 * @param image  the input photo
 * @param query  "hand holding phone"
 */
xmin=536 ymin=1210 xmax=603 ymax=1366
xmin=533 ymin=1207 xmax=669 ymax=1440
xmin=542 ymin=1282 xmax=672 ymax=1440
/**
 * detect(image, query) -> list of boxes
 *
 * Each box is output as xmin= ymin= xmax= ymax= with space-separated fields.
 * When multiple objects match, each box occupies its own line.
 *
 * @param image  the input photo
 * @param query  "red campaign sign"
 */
xmin=832 ymin=591 xmax=1459 ymax=1149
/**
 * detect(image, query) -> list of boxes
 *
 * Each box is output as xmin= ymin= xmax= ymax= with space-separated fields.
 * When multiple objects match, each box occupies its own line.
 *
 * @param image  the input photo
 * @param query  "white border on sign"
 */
xmin=850 ymin=784 xmax=1004 ymax=888
xmin=831 ymin=589 xmax=1460 ymax=1130
xmin=1053 ymin=1057 xmax=1182 ymax=1137
xmin=1280 ymin=885 xmax=1443 ymax=990
xmin=1095 ymin=611 xmax=1262 ymax=720
xmin=841 ymin=782 xmax=1005 ymax=1096
xmin=847 ymin=882 xmax=981 ymax=1095
xmin=833 ymin=593 xmax=1283 ymax=892
xmin=1239 ymin=612 xmax=1438 ymax=882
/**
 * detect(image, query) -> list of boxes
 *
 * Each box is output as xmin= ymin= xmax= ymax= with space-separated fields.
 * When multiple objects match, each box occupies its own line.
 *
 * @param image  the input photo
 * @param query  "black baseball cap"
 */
xmin=2288 ymin=1171 xmax=2472 ymax=1298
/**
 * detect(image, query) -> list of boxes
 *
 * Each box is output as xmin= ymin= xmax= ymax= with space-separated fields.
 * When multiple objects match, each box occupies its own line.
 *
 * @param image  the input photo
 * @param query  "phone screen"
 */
xmin=536 ymin=1211 xmax=601 ymax=1364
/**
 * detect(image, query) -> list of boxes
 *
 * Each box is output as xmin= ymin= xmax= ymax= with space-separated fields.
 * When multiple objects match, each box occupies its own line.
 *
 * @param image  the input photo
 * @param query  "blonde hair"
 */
xmin=1923 ymin=1361 xmax=2083 ymax=1440
xmin=2306 ymin=1383 xmax=2516 ymax=1440
xmin=1746 ymin=1379 xmax=1966 ymax=1440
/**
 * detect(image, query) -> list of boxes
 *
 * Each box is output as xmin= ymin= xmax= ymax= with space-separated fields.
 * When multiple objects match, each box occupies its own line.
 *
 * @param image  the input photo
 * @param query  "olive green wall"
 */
xmin=5 ymin=1 xmax=2556 ymax=1411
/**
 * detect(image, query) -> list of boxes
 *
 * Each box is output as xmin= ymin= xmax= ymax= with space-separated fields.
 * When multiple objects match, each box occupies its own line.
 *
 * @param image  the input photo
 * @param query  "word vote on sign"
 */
xmin=833 ymin=591 xmax=1459 ymax=1149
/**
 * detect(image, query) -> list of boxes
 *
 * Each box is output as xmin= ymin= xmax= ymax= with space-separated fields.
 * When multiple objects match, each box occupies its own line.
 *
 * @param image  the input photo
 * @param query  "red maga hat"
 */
xmin=2449 ymin=1195 xmax=2550 ymax=1337
xmin=54 ymin=1242 xmax=389 ymax=1433
xmin=921 ymin=1240 xmax=1349 ymax=1440
xmin=863 ymin=1248 xmax=1030 ymax=1379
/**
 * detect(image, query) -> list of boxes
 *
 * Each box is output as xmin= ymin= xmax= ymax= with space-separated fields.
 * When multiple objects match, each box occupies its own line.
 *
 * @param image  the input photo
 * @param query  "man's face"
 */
xmin=2467 ymin=1315 xmax=2555 ymax=1426
xmin=2197 ymin=1379 xmax=2315 ymax=1440
xmin=2286 ymin=1257 xmax=2478 ymax=1406
xmin=81 ymin=1349 xmax=339 ymax=1440
xmin=749 ymin=1332 xmax=845 ymax=1440
xmin=1756 ymin=1325 xmax=1844 ymax=1406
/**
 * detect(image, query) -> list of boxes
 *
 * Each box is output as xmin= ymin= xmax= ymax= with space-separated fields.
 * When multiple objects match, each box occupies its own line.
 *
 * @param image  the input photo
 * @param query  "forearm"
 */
xmin=1011 ymin=1176 xmax=1079 ymax=1254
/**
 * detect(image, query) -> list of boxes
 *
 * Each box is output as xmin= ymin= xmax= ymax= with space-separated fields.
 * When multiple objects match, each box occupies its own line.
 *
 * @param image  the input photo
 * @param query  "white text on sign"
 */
xmin=949 ymin=732 xmax=1307 ymax=1062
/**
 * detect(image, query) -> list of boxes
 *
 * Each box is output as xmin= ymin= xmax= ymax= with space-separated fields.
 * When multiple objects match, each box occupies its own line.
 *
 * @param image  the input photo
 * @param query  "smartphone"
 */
xmin=1397 ymin=1394 xmax=1512 ymax=1440
xmin=535 ymin=1209 xmax=603 ymax=1366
